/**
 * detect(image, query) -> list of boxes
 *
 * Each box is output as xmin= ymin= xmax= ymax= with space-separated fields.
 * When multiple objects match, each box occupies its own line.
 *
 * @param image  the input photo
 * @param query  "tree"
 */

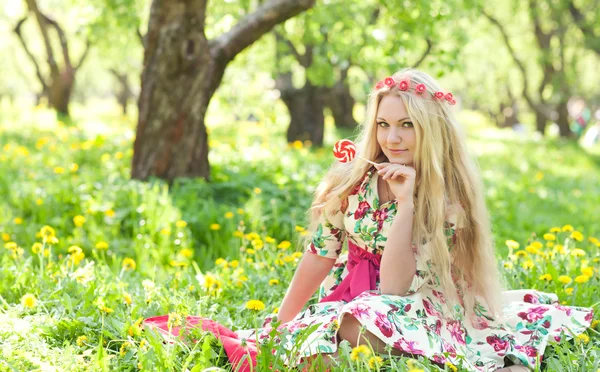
xmin=131 ymin=0 xmax=315 ymax=182
xmin=14 ymin=0 xmax=90 ymax=117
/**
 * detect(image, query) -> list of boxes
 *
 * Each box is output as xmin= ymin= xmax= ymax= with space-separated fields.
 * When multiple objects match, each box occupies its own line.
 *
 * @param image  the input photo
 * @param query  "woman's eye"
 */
xmin=403 ymin=122 xmax=414 ymax=128
xmin=377 ymin=122 xmax=389 ymax=127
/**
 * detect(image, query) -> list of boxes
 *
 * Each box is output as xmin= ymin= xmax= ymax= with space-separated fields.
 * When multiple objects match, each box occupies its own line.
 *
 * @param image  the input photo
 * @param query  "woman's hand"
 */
xmin=374 ymin=162 xmax=416 ymax=204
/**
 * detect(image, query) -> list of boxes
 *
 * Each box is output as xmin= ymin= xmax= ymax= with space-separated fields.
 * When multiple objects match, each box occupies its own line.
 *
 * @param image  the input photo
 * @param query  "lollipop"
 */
xmin=333 ymin=139 xmax=377 ymax=165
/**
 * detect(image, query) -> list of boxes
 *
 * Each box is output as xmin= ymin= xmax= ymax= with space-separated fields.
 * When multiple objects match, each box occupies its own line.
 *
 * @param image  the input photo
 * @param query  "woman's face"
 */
xmin=376 ymin=95 xmax=416 ymax=166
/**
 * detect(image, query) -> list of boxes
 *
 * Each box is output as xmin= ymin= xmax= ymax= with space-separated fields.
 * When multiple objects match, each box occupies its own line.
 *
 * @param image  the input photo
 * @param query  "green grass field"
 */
xmin=0 ymin=103 xmax=598 ymax=371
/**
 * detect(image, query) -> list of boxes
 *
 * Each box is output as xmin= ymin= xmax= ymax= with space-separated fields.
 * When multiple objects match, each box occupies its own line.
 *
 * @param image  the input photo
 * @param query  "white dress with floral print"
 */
xmin=264 ymin=168 xmax=593 ymax=371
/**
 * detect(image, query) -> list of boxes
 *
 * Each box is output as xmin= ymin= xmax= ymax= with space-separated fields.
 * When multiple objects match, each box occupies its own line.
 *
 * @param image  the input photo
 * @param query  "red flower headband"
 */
xmin=374 ymin=77 xmax=456 ymax=105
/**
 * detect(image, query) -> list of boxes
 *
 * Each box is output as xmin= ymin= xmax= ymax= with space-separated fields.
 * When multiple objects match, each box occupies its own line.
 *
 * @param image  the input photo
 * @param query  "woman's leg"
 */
xmin=336 ymin=313 xmax=405 ymax=354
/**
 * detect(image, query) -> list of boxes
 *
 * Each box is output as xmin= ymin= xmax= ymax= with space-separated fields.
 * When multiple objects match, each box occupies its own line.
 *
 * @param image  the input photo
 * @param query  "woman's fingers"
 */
xmin=390 ymin=169 xmax=406 ymax=180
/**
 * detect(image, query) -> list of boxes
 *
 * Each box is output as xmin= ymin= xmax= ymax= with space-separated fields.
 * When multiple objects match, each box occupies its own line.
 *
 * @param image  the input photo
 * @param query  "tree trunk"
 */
xmin=132 ymin=0 xmax=314 ymax=182
xmin=48 ymin=69 xmax=74 ymax=116
xmin=326 ymin=69 xmax=357 ymax=129
xmin=277 ymin=72 xmax=325 ymax=145
xmin=535 ymin=112 xmax=547 ymax=135
xmin=556 ymin=100 xmax=571 ymax=138
xmin=110 ymin=69 xmax=133 ymax=115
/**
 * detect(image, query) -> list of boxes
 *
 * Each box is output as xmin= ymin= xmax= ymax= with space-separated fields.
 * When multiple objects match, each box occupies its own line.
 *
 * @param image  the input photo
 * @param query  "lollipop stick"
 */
xmin=357 ymin=156 xmax=378 ymax=166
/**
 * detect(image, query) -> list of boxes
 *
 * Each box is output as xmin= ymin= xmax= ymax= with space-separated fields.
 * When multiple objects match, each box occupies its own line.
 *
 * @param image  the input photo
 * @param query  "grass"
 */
xmin=0 ymin=102 xmax=598 ymax=371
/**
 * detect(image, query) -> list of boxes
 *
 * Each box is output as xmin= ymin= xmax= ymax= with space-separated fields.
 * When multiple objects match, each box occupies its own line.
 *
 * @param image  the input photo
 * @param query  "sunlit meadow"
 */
xmin=1 ymin=102 xmax=599 ymax=371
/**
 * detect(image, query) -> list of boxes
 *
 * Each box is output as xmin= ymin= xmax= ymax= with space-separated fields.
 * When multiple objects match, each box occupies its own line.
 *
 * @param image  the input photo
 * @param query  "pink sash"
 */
xmin=143 ymin=242 xmax=378 ymax=372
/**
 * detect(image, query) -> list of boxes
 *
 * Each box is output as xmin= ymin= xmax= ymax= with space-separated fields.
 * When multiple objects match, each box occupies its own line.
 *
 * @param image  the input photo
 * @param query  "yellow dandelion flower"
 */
xmin=40 ymin=225 xmax=56 ymax=238
xmin=591 ymin=320 xmax=599 ymax=329
xmin=570 ymin=231 xmax=584 ymax=242
xmin=179 ymin=248 xmax=193 ymax=258
xmin=175 ymin=220 xmax=187 ymax=228
xmin=123 ymin=292 xmax=132 ymax=305
xmin=515 ymin=250 xmax=528 ymax=258
xmin=571 ymin=249 xmax=586 ymax=257
xmin=4 ymin=242 xmax=17 ymax=251
xmin=368 ymin=356 xmax=384 ymax=369
xmin=215 ymin=258 xmax=228 ymax=266
xmin=265 ymin=236 xmax=276 ymax=244
xmin=269 ymin=279 xmax=279 ymax=286
xmin=253 ymin=187 xmax=262 ymax=194
xmin=53 ymin=166 xmax=65 ymax=174
xmin=550 ymin=227 xmax=561 ymax=233
xmin=76 ymin=335 xmax=87 ymax=347
xmin=237 ymin=208 xmax=245 ymax=215
xmin=247 ymin=258 xmax=254 ymax=263
xmin=204 ymin=274 xmax=221 ymax=292
xmin=210 ymin=223 xmax=221 ymax=231
xmin=558 ymin=275 xmax=572 ymax=284
xmin=2 ymin=233 xmax=9 ymax=241
xmin=31 ymin=243 xmax=42 ymax=254
xmin=233 ymin=231 xmax=244 ymax=238
xmin=526 ymin=245 xmax=540 ymax=254
xmin=522 ymin=260 xmax=534 ymax=270
xmin=295 ymin=226 xmax=306 ymax=233
xmin=36 ymin=198 xmax=43 ymax=205
xmin=122 ymin=258 xmax=136 ymax=271
xmin=539 ymin=274 xmax=552 ymax=281
xmin=562 ymin=224 xmax=574 ymax=232
xmin=445 ymin=362 xmax=458 ymax=372
xmin=105 ymin=209 xmax=116 ymax=217
xmin=73 ymin=215 xmax=86 ymax=227
xmin=565 ymin=287 xmax=574 ymax=295
xmin=160 ymin=227 xmax=171 ymax=236
xmin=581 ymin=267 xmax=594 ymax=277
xmin=21 ymin=293 xmax=37 ymax=308
xmin=531 ymin=241 xmax=543 ymax=249
xmin=120 ymin=341 xmax=131 ymax=356
xmin=229 ymin=260 xmax=239 ymax=268
xmin=14 ymin=217 xmax=23 ymax=225
xmin=245 ymin=300 xmax=265 ymax=311
xmin=115 ymin=151 xmax=124 ymax=159
xmin=350 ymin=345 xmax=371 ymax=361
xmin=70 ymin=163 xmax=79 ymax=172
xmin=505 ymin=240 xmax=520 ymax=250
xmin=246 ymin=248 xmax=255 ymax=255
xmin=546 ymin=241 xmax=555 ymax=248
xmin=556 ymin=244 xmax=567 ymax=255
xmin=95 ymin=241 xmax=109 ymax=250
xmin=224 ymin=212 xmax=234 ymax=219
xmin=574 ymin=275 xmax=589 ymax=284
xmin=252 ymin=239 xmax=264 ymax=249
xmin=543 ymin=233 xmax=556 ymax=241
xmin=292 ymin=140 xmax=303 ymax=149
xmin=273 ymin=307 xmax=280 ymax=314
xmin=576 ymin=333 xmax=590 ymax=344
xmin=503 ymin=262 xmax=513 ymax=269
xmin=277 ymin=241 xmax=292 ymax=250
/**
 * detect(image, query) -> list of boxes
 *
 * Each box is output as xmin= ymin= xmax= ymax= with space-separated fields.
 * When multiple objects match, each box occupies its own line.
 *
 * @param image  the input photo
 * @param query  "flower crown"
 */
xmin=374 ymin=77 xmax=456 ymax=105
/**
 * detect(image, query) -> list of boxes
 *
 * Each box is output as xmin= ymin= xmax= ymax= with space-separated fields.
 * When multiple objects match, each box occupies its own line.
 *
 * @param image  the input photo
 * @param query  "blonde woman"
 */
xmin=273 ymin=68 xmax=593 ymax=371
xmin=145 ymin=68 xmax=593 ymax=372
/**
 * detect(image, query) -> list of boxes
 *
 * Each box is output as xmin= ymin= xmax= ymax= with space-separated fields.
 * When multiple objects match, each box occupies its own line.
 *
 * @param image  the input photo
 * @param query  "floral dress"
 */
xmin=260 ymin=168 xmax=594 ymax=371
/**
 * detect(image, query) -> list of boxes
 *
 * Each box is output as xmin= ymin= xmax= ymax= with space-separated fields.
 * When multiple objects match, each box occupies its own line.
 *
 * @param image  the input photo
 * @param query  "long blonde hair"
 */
xmin=304 ymin=68 xmax=504 ymax=323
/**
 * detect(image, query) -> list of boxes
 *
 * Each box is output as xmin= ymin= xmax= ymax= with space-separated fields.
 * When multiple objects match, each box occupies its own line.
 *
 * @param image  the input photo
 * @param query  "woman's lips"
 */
xmin=389 ymin=149 xmax=407 ymax=154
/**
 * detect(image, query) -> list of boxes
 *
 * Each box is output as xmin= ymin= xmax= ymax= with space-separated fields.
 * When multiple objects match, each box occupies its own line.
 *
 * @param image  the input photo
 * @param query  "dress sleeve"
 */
xmin=305 ymin=203 xmax=347 ymax=260
xmin=405 ymin=204 xmax=465 ymax=295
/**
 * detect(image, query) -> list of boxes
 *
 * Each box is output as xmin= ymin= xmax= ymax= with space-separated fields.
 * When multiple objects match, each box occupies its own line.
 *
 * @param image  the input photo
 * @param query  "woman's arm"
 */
xmin=379 ymin=200 xmax=416 ymax=296
xmin=277 ymin=253 xmax=336 ymax=324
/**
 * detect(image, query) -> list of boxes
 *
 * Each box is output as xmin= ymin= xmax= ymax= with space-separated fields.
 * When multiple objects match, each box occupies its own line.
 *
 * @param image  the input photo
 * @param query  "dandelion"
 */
xmin=245 ymin=300 xmax=266 ymax=311
xmin=530 ymin=241 xmax=543 ymax=250
xmin=525 ymin=245 xmax=540 ymax=254
xmin=562 ymin=224 xmax=574 ymax=232
xmin=571 ymin=249 xmax=586 ymax=257
xmin=565 ymin=288 xmax=574 ymax=295
xmin=21 ymin=293 xmax=37 ymax=308
xmin=215 ymin=258 xmax=228 ymax=267
xmin=350 ymin=344 xmax=371 ymax=361
xmin=558 ymin=276 xmax=572 ymax=284
xmin=546 ymin=241 xmax=555 ymax=248
xmin=295 ymin=226 xmax=306 ymax=233
xmin=2 ymin=233 xmax=9 ymax=241
xmin=246 ymin=232 xmax=260 ymax=240
xmin=574 ymin=275 xmax=589 ymax=284
xmin=123 ymin=292 xmax=132 ymax=305
xmin=445 ymin=362 xmax=458 ymax=372
xmin=237 ymin=208 xmax=245 ymax=215
xmin=120 ymin=342 xmax=131 ymax=356
xmin=53 ymin=166 xmax=65 ymax=174
xmin=233 ymin=231 xmax=244 ymax=238
xmin=505 ymin=240 xmax=520 ymax=250
xmin=4 ymin=242 xmax=17 ymax=251
xmin=269 ymin=279 xmax=279 ymax=286
xmin=210 ymin=223 xmax=221 ymax=231
xmin=31 ymin=242 xmax=42 ymax=254
xmin=224 ymin=212 xmax=234 ymax=219
xmin=252 ymin=239 xmax=264 ymax=249
xmin=273 ymin=307 xmax=279 ymax=314
xmin=204 ymin=274 xmax=221 ymax=292
xmin=543 ymin=233 xmax=556 ymax=241
xmin=122 ymin=258 xmax=137 ymax=271
xmin=368 ymin=355 xmax=384 ymax=369
xmin=515 ymin=250 xmax=527 ymax=258
xmin=277 ymin=241 xmax=292 ymax=250
xmin=520 ymin=259 xmax=534 ymax=270
xmin=105 ymin=209 xmax=116 ymax=217
xmin=292 ymin=140 xmax=303 ymax=149
xmin=503 ymin=262 xmax=513 ymax=269
xmin=556 ymin=244 xmax=567 ymax=255
xmin=229 ymin=260 xmax=239 ymax=268
xmin=246 ymin=249 xmax=255 ymax=255
xmin=175 ymin=220 xmax=187 ymax=228
xmin=179 ymin=248 xmax=193 ymax=258
xmin=14 ymin=217 xmax=23 ymax=225
xmin=576 ymin=333 xmax=590 ymax=344
xmin=76 ymin=335 xmax=87 ymax=347
xmin=581 ymin=267 xmax=594 ymax=277
xmin=591 ymin=320 xmax=599 ymax=330
xmin=68 ymin=246 xmax=85 ymax=265
xmin=160 ymin=228 xmax=171 ymax=236
xmin=570 ymin=231 xmax=584 ymax=242
xmin=539 ymin=274 xmax=552 ymax=281
xmin=253 ymin=187 xmax=262 ymax=194
xmin=265 ymin=236 xmax=276 ymax=244
xmin=550 ymin=227 xmax=561 ymax=233
xmin=95 ymin=241 xmax=109 ymax=250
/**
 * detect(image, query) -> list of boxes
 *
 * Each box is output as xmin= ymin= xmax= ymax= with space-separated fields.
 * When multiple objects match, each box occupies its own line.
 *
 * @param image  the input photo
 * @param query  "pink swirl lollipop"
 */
xmin=333 ymin=139 xmax=377 ymax=165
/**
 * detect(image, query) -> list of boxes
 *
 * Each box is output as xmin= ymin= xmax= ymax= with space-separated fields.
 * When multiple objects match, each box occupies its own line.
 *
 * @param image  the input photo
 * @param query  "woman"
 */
xmin=145 ymin=68 xmax=593 ymax=371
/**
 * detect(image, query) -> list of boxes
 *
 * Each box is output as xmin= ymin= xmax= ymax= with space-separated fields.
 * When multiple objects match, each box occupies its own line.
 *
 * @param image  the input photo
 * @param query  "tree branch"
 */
xmin=74 ymin=39 xmax=91 ymax=71
xmin=212 ymin=0 xmax=315 ymax=63
xmin=412 ymin=38 xmax=432 ymax=68
xmin=137 ymin=28 xmax=145 ymax=48
xmin=41 ymin=13 xmax=72 ymax=70
xmin=14 ymin=16 xmax=48 ymax=90
xmin=273 ymin=29 xmax=308 ymax=67
xmin=25 ymin=0 xmax=59 ymax=76
xmin=567 ymin=0 xmax=600 ymax=56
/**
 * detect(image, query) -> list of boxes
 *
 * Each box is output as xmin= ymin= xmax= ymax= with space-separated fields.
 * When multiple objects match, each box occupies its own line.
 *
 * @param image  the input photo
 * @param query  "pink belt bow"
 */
xmin=319 ymin=241 xmax=381 ymax=303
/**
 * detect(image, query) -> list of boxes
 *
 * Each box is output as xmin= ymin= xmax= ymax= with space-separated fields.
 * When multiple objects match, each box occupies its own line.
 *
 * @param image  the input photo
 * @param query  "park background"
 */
xmin=0 ymin=0 xmax=599 ymax=370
